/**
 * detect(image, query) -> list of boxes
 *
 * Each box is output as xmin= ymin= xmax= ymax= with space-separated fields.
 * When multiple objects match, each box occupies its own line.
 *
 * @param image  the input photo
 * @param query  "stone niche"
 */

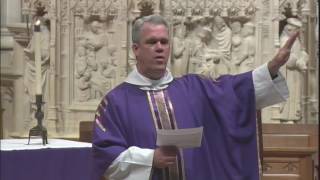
xmin=1 ymin=0 xmax=318 ymax=139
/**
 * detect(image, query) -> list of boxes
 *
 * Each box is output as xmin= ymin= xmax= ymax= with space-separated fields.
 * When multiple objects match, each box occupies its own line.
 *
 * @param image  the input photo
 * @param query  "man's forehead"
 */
xmin=140 ymin=23 xmax=169 ymax=38
xmin=142 ymin=23 xmax=168 ymax=31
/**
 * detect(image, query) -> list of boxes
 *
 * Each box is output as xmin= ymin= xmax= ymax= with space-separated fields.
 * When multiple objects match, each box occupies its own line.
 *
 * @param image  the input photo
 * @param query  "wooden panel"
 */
xmin=79 ymin=121 xmax=93 ymax=143
xmin=262 ymin=124 xmax=318 ymax=147
xmin=263 ymin=174 xmax=300 ymax=180
xmin=262 ymin=124 xmax=318 ymax=180
xmin=263 ymin=134 xmax=310 ymax=147
xmin=263 ymin=157 xmax=300 ymax=174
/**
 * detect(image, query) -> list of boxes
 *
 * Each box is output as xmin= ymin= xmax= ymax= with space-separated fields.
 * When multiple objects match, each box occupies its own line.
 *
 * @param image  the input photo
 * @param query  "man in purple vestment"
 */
xmin=92 ymin=15 xmax=299 ymax=180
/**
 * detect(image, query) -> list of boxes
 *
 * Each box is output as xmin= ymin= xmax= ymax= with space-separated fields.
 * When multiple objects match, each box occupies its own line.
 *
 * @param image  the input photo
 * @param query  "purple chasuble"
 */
xmin=92 ymin=72 xmax=261 ymax=180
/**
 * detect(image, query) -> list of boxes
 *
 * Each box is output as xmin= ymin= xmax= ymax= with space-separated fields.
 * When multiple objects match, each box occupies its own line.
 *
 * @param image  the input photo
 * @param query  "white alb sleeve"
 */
xmin=253 ymin=63 xmax=289 ymax=109
xmin=104 ymin=146 xmax=154 ymax=180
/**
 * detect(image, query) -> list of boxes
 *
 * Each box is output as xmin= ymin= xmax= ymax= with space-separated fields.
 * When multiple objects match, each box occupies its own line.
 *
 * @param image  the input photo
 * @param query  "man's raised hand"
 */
xmin=268 ymin=31 xmax=300 ymax=77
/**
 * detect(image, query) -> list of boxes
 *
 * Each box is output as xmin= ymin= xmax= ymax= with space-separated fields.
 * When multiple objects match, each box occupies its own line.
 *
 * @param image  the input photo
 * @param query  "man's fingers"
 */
xmin=162 ymin=157 xmax=177 ymax=167
xmin=154 ymin=156 xmax=177 ymax=168
xmin=163 ymin=156 xmax=177 ymax=162
xmin=161 ymin=146 xmax=178 ymax=155
xmin=283 ymin=31 xmax=299 ymax=49
xmin=153 ymin=146 xmax=179 ymax=168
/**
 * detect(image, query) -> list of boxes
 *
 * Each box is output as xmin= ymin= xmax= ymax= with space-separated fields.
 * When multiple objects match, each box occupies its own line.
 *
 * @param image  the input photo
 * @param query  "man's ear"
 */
xmin=132 ymin=43 xmax=139 ymax=55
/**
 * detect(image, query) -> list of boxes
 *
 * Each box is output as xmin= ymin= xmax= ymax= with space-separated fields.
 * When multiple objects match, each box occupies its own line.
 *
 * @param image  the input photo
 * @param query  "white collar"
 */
xmin=125 ymin=67 xmax=173 ymax=90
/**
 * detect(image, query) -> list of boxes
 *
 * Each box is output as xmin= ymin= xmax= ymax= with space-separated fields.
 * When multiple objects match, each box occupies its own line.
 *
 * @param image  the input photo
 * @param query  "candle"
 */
xmin=34 ymin=19 xmax=42 ymax=95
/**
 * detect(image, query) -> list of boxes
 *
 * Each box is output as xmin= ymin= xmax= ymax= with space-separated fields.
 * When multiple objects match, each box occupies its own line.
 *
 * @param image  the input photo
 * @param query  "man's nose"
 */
xmin=155 ymin=41 xmax=164 ymax=52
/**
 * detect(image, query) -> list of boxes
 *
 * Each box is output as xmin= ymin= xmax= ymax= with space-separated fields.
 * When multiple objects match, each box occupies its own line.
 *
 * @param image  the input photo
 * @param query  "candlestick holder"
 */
xmin=28 ymin=94 xmax=48 ymax=145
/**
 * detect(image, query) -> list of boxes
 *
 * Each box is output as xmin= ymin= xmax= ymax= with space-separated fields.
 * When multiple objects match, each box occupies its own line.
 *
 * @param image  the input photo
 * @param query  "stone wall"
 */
xmin=1 ymin=0 xmax=318 ymax=139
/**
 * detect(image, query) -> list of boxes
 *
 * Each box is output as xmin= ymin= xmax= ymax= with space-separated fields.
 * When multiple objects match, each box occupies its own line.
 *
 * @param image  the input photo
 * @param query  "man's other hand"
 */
xmin=153 ymin=146 xmax=178 ymax=168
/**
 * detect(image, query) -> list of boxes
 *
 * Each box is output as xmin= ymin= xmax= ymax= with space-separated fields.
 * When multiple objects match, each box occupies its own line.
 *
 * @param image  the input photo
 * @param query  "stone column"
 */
xmin=1 ymin=0 xmax=27 ymax=138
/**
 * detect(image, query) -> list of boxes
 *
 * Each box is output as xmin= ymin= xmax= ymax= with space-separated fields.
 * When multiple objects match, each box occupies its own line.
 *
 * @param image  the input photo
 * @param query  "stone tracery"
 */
xmin=1 ymin=0 xmax=317 ymax=138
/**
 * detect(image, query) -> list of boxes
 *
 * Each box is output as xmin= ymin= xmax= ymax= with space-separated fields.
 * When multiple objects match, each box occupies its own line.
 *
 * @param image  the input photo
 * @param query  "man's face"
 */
xmin=132 ymin=23 xmax=170 ymax=80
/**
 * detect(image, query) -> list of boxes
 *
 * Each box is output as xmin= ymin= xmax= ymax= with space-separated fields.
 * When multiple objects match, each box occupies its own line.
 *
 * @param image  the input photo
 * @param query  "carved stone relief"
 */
xmin=1 ymin=0 xmax=318 ymax=138
xmin=234 ymin=21 xmax=256 ymax=74
xmin=169 ymin=0 xmax=258 ymax=79
xmin=275 ymin=17 xmax=308 ymax=123
xmin=71 ymin=0 xmax=124 ymax=104
xmin=172 ymin=23 xmax=190 ymax=76
xmin=74 ymin=19 xmax=113 ymax=101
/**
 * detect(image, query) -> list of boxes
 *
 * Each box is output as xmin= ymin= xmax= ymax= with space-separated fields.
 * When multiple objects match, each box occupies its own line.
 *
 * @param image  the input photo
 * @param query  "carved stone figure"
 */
xmin=189 ymin=26 xmax=211 ymax=74
xmin=206 ymin=16 xmax=232 ymax=76
xmin=75 ymin=39 xmax=91 ymax=102
xmin=196 ymin=27 xmax=222 ymax=79
xmin=172 ymin=24 xmax=190 ymax=77
xmin=277 ymin=17 xmax=309 ymax=123
xmin=105 ymin=0 xmax=121 ymax=18
xmin=81 ymin=20 xmax=110 ymax=100
xmin=99 ymin=45 xmax=117 ymax=93
xmin=234 ymin=22 xmax=256 ymax=73
xmin=77 ymin=71 xmax=92 ymax=102
xmin=83 ymin=20 xmax=106 ymax=72
xmin=230 ymin=21 xmax=243 ymax=73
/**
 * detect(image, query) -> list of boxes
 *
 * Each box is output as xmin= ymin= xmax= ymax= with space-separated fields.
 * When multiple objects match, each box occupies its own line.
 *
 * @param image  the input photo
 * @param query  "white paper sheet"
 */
xmin=156 ymin=127 xmax=203 ymax=148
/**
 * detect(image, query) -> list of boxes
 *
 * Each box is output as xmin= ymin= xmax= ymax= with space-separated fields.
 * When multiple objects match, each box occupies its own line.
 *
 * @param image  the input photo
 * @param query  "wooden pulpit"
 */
xmin=262 ymin=124 xmax=318 ymax=180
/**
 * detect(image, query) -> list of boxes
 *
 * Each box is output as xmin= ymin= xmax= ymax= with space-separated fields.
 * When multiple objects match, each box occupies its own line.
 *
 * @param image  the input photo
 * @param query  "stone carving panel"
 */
xmin=234 ymin=22 xmax=256 ymax=74
xmin=74 ymin=19 xmax=116 ymax=102
xmin=71 ymin=0 xmax=125 ymax=104
xmin=2 ymin=0 xmax=317 ymax=138
xmin=169 ymin=0 xmax=258 ymax=78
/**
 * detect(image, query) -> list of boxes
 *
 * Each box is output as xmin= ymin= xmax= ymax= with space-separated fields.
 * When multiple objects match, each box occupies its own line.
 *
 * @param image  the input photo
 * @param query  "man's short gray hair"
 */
xmin=132 ymin=15 xmax=169 ymax=44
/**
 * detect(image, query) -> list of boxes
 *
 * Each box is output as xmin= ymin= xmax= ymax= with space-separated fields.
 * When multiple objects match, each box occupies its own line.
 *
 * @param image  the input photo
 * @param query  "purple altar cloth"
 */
xmin=1 ymin=139 xmax=93 ymax=180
